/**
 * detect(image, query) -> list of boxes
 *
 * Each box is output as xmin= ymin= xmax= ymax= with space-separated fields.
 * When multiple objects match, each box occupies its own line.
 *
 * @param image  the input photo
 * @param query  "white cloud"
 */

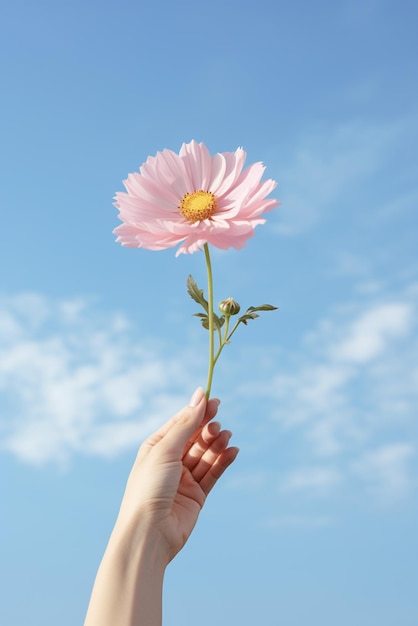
xmin=351 ymin=443 xmax=415 ymax=503
xmin=0 ymin=293 xmax=198 ymax=466
xmin=262 ymin=514 xmax=336 ymax=530
xmin=274 ymin=116 xmax=417 ymax=236
xmin=330 ymin=303 xmax=412 ymax=363
xmin=224 ymin=470 xmax=268 ymax=492
xmin=273 ymin=294 xmax=417 ymax=427
xmin=1 ymin=286 xmax=417 ymax=513
xmin=244 ymin=286 xmax=418 ymax=504
xmin=280 ymin=466 xmax=342 ymax=493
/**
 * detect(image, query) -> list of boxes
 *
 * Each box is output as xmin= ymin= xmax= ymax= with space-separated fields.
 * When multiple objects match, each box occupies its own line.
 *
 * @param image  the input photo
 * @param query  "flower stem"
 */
xmin=204 ymin=243 xmax=215 ymax=399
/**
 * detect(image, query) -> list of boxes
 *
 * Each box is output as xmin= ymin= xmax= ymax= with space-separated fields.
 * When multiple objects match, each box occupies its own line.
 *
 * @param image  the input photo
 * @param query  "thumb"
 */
xmin=159 ymin=387 xmax=207 ymax=459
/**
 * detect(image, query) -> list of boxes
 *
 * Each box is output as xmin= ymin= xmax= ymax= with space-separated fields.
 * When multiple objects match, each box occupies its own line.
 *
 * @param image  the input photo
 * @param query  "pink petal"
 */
xmin=180 ymin=140 xmax=212 ymax=190
xmin=113 ymin=140 xmax=279 ymax=254
xmin=213 ymin=148 xmax=246 ymax=197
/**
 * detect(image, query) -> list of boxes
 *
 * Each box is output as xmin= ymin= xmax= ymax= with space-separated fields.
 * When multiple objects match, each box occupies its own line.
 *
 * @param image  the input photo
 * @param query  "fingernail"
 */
xmin=209 ymin=421 xmax=221 ymax=435
xmin=189 ymin=387 xmax=205 ymax=407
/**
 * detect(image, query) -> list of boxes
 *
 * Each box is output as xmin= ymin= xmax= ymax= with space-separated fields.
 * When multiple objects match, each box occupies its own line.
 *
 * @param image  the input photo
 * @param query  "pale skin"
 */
xmin=84 ymin=387 xmax=239 ymax=626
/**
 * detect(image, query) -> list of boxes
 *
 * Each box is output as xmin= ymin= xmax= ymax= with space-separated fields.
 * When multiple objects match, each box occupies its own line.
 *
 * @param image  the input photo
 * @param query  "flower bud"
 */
xmin=218 ymin=297 xmax=241 ymax=316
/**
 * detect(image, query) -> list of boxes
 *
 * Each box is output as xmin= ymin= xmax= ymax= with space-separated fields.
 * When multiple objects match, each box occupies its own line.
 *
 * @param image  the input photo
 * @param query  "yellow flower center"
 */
xmin=179 ymin=190 xmax=217 ymax=223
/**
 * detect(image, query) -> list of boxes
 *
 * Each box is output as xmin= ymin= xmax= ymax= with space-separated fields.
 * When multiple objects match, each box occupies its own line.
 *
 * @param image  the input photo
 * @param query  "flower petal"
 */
xmin=114 ymin=141 xmax=279 ymax=255
xmin=180 ymin=140 xmax=212 ymax=190
xmin=213 ymin=148 xmax=246 ymax=197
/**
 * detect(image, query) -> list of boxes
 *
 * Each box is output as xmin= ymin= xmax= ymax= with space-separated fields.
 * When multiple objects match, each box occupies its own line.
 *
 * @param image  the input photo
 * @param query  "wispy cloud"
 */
xmin=236 ymin=283 xmax=418 ymax=505
xmin=0 ymin=293 xmax=198 ymax=465
xmin=262 ymin=514 xmax=336 ymax=530
xmin=351 ymin=443 xmax=416 ymax=503
xmin=272 ymin=293 xmax=417 ymax=435
xmin=1 ymin=285 xmax=417 ymax=512
xmin=329 ymin=303 xmax=412 ymax=364
xmin=274 ymin=116 xmax=418 ymax=236
xmin=280 ymin=466 xmax=342 ymax=494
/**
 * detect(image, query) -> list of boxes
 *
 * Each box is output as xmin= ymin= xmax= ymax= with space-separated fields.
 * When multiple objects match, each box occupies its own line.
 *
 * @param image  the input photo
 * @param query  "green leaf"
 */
xmin=187 ymin=275 xmax=208 ymax=312
xmin=236 ymin=304 xmax=277 ymax=327
xmin=246 ymin=304 xmax=278 ymax=312
xmin=237 ymin=312 xmax=260 ymax=326
xmin=213 ymin=313 xmax=225 ymax=330
xmin=193 ymin=313 xmax=210 ymax=329
xmin=193 ymin=312 xmax=225 ymax=330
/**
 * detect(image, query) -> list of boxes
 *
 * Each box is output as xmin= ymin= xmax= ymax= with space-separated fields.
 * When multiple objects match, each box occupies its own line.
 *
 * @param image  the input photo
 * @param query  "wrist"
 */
xmin=109 ymin=515 xmax=171 ymax=572
xmin=85 ymin=519 xmax=168 ymax=626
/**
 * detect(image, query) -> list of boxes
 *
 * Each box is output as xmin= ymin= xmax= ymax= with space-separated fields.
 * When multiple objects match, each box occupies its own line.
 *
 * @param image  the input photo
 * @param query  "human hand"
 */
xmin=113 ymin=387 xmax=239 ymax=563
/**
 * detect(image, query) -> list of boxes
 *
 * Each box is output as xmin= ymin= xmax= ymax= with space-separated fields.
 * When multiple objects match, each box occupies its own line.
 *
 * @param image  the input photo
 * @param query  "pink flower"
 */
xmin=113 ymin=140 xmax=279 ymax=256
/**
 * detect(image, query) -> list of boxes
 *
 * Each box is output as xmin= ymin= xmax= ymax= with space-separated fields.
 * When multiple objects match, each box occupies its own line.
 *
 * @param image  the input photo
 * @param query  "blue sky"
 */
xmin=1 ymin=0 xmax=417 ymax=624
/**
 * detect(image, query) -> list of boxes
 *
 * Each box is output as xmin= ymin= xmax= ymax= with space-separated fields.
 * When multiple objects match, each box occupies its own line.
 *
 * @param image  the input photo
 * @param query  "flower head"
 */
xmin=114 ymin=140 xmax=279 ymax=256
xmin=219 ymin=297 xmax=241 ymax=316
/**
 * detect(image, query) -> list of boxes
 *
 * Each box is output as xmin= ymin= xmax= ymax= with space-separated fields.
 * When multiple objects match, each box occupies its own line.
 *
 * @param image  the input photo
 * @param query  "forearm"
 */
xmin=84 ymin=522 xmax=168 ymax=626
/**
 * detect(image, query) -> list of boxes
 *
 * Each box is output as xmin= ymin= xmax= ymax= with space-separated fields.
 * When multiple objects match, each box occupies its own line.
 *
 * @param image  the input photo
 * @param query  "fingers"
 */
xmin=183 ymin=421 xmax=239 ymax=494
xmin=182 ymin=398 xmax=220 ymax=457
xmin=143 ymin=389 xmax=205 ymax=445
xmin=131 ymin=387 xmax=239 ymax=508
xmin=199 ymin=446 xmax=239 ymax=497
xmin=148 ymin=388 xmax=208 ymax=460
xmin=183 ymin=423 xmax=231 ymax=477
xmin=138 ymin=391 xmax=220 ymax=462
xmin=135 ymin=387 xmax=237 ymax=494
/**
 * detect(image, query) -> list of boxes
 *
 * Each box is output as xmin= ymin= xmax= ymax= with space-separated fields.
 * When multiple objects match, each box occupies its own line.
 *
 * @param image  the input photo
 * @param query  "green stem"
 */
xmin=204 ymin=243 xmax=215 ymax=399
xmin=226 ymin=319 xmax=242 ymax=342
xmin=212 ymin=314 xmax=229 ymax=367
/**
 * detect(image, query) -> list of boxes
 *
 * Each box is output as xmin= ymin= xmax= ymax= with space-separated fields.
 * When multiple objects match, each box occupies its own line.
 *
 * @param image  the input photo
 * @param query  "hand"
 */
xmin=114 ymin=387 xmax=239 ymax=563
xmin=85 ymin=388 xmax=239 ymax=626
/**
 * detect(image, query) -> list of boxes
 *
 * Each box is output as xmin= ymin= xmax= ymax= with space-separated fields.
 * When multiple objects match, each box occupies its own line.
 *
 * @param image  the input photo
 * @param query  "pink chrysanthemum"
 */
xmin=113 ymin=140 xmax=279 ymax=256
